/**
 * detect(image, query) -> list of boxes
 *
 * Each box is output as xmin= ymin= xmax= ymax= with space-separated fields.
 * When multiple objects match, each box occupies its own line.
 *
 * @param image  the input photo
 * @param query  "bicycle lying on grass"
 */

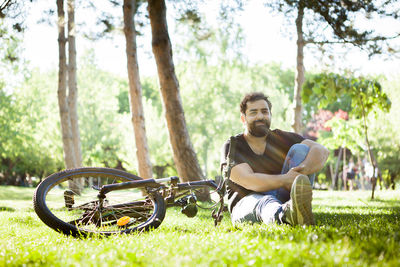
xmin=33 ymin=167 xmax=226 ymax=237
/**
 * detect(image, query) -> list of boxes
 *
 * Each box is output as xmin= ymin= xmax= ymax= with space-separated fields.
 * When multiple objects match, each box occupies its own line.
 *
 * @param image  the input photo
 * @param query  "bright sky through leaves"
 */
xmin=22 ymin=0 xmax=399 ymax=77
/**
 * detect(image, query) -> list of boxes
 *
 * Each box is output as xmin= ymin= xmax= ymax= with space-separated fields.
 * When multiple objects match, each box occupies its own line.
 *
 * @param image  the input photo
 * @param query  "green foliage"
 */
xmin=303 ymin=72 xmax=400 ymax=182
xmin=0 ymin=21 xmax=19 ymax=64
xmin=141 ymin=78 xmax=163 ymax=116
xmin=302 ymin=88 xmax=352 ymax=123
xmin=1 ymin=186 xmax=400 ymax=266
xmin=116 ymin=90 xmax=130 ymax=114
xmin=0 ymin=69 xmax=64 ymax=184
xmin=76 ymin=51 xmax=136 ymax=171
xmin=0 ymin=11 xmax=34 ymax=184
xmin=303 ymin=73 xmax=391 ymax=119
xmin=0 ymin=50 xmax=146 ymax=182
xmin=302 ymin=72 xmax=391 ymax=160
xmin=0 ymin=20 xmax=26 ymax=91
xmin=319 ymin=117 xmax=364 ymax=153
xmin=366 ymin=75 xmax=400 ymax=178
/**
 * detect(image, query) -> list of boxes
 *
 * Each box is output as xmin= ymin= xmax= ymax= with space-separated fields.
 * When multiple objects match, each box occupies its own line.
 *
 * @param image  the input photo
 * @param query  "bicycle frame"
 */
xmin=97 ymin=176 xmax=226 ymax=226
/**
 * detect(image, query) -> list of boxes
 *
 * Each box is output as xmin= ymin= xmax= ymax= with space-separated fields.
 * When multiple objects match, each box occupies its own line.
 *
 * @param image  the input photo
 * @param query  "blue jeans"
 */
xmin=231 ymin=144 xmax=314 ymax=224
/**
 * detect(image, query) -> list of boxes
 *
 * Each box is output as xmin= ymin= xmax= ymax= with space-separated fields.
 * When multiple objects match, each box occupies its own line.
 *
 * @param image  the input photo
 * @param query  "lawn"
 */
xmin=0 ymin=185 xmax=399 ymax=266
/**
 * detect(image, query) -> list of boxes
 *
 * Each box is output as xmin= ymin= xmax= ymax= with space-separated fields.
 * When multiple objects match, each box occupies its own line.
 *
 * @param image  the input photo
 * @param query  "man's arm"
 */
xmin=230 ymin=163 xmax=302 ymax=192
xmin=292 ymin=139 xmax=329 ymax=175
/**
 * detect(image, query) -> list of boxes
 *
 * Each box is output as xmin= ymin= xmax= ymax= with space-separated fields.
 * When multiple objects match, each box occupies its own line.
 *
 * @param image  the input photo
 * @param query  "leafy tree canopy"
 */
xmin=267 ymin=0 xmax=400 ymax=56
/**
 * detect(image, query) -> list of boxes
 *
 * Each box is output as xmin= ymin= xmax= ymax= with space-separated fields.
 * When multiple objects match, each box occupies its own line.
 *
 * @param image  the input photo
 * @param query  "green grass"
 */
xmin=1 ymin=185 xmax=399 ymax=266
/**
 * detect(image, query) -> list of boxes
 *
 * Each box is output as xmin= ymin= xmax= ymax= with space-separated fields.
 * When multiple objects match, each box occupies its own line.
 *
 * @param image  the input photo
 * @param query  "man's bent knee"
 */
xmin=287 ymin=143 xmax=310 ymax=161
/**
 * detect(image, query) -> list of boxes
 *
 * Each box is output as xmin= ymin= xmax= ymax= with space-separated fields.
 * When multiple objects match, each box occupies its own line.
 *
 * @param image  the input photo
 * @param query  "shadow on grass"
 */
xmin=316 ymin=205 xmax=400 ymax=212
xmin=369 ymin=198 xmax=400 ymax=205
xmin=0 ymin=206 xmax=16 ymax=212
xmin=315 ymin=210 xmax=400 ymax=228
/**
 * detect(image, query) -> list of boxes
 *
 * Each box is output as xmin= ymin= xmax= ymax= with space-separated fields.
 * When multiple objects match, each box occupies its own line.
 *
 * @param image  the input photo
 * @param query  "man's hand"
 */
xmin=282 ymin=168 xmax=303 ymax=191
xmin=290 ymin=164 xmax=307 ymax=174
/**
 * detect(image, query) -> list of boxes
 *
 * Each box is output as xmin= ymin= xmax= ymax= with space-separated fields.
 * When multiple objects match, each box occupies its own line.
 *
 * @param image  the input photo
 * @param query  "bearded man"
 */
xmin=220 ymin=92 xmax=329 ymax=225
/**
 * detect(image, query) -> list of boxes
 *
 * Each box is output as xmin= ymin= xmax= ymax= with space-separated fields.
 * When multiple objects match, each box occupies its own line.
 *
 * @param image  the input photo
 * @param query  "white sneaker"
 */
xmin=283 ymin=174 xmax=315 ymax=226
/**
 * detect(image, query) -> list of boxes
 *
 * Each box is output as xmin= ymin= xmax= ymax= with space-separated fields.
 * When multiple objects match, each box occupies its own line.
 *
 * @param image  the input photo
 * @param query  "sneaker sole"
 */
xmin=290 ymin=175 xmax=314 ymax=225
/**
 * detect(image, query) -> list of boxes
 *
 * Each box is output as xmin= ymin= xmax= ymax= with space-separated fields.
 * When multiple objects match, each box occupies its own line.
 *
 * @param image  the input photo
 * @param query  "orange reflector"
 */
xmin=117 ymin=216 xmax=131 ymax=226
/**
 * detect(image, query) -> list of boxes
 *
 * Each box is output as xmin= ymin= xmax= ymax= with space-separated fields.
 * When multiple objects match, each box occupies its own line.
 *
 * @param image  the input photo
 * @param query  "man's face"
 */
xmin=242 ymin=99 xmax=271 ymax=137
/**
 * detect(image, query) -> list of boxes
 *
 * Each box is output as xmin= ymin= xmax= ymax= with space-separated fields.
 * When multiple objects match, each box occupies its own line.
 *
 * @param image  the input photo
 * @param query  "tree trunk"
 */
xmin=328 ymin=164 xmax=334 ymax=187
xmin=123 ymin=0 xmax=153 ymax=179
xmin=370 ymin=151 xmax=384 ymax=188
xmin=67 ymin=0 xmax=82 ymax=168
xmin=57 ymin=0 xmax=76 ymax=171
xmin=147 ymin=0 xmax=204 ymax=182
xmin=390 ymin=172 xmax=395 ymax=190
xmin=359 ymin=95 xmax=381 ymax=199
xmin=67 ymin=0 xmax=83 ymax=194
xmin=148 ymin=0 xmax=209 ymax=200
xmin=292 ymin=1 xmax=305 ymax=133
xmin=333 ymin=147 xmax=342 ymax=190
xmin=342 ymin=147 xmax=347 ymax=191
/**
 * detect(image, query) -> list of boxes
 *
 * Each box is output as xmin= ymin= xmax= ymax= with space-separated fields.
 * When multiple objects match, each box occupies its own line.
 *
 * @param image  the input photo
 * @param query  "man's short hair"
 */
xmin=240 ymin=92 xmax=272 ymax=114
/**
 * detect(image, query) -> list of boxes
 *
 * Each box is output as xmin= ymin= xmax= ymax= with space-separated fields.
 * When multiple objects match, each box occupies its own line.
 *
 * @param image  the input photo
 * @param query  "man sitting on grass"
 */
xmin=221 ymin=92 xmax=329 ymax=226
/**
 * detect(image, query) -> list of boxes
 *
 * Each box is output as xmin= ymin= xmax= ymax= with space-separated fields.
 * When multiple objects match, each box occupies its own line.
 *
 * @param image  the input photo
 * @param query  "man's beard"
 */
xmin=248 ymin=119 xmax=271 ymax=137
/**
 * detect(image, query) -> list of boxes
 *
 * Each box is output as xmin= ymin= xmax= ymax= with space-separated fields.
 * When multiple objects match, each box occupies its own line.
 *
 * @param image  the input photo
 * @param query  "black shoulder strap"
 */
xmin=226 ymin=136 xmax=237 ymax=178
xmin=221 ymin=136 xmax=237 ymax=181
xmin=213 ymin=137 xmax=237 ymax=224
xmin=218 ymin=136 xmax=237 ymax=196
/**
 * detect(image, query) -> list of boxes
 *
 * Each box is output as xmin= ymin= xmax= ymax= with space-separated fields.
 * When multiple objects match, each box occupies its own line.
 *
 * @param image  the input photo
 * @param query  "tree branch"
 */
xmin=305 ymin=33 xmax=400 ymax=45
xmin=0 ymin=0 xmax=12 ymax=17
xmin=0 ymin=0 xmax=12 ymax=11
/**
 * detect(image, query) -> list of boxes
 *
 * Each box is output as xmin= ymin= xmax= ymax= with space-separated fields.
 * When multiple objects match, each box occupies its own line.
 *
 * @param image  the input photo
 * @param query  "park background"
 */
xmin=2 ymin=0 xmax=400 ymax=191
xmin=1 ymin=0 xmax=400 ymax=266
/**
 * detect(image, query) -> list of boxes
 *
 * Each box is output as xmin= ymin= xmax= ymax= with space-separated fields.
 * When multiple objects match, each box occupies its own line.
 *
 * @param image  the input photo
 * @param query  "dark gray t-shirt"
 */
xmin=220 ymin=129 xmax=304 ymax=211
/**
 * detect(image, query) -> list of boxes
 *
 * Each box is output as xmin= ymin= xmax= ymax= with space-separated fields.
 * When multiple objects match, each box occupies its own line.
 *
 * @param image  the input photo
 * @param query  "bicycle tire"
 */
xmin=33 ymin=167 xmax=166 ymax=237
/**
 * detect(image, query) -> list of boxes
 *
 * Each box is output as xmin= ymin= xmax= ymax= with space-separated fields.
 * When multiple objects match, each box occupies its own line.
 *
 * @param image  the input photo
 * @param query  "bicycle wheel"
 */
xmin=33 ymin=167 xmax=166 ymax=237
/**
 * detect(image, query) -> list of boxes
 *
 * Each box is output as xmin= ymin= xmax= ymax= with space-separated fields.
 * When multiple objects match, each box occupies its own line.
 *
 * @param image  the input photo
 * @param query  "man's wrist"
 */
xmin=280 ymin=173 xmax=290 ymax=187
